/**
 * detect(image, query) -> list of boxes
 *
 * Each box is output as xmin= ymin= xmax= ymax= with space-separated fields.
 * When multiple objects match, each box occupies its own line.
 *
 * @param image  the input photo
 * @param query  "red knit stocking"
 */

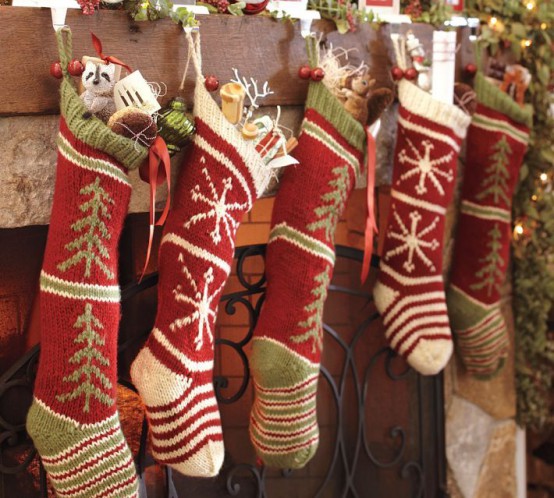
xmin=249 ymin=78 xmax=365 ymax=469
xmin=26 ymin=28 xmax=147 ymax=498
xmin=373 ymin=81 xmax=471 ymax=375
xmin=447 ymin=74 xmax=532 ymax=377
xmin=130 ymin=65 xmax=269 ymax=476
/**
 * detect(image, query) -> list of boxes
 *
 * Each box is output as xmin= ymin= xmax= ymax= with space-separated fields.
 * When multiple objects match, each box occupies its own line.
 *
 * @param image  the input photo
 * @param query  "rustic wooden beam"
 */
xmin=0 ymin=8 xmax=401 ymax=116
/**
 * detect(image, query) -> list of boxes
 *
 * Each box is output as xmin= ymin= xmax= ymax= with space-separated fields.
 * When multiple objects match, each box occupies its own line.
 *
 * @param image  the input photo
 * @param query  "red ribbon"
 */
xmin=90 ymin=32 xmax=133 ymax=74
xmin=138 ymin=136 xmax=172 ymax=282
xmin=361 ymin=126 xmax=378 ymax=284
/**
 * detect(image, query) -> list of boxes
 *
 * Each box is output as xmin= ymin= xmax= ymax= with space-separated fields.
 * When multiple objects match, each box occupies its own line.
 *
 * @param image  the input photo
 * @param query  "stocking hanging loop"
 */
xmin=55 ymin=27 xmax=73 ymax=80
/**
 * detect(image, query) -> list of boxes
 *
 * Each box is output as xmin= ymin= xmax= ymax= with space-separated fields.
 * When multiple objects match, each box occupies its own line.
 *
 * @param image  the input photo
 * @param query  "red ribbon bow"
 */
xmin=361 ymin=126 xmax=379 ymax=284
xmin=90 ymin=32 xmax=133 ymax=74
xmin=138 ymin=136 xmax=172 ymax=282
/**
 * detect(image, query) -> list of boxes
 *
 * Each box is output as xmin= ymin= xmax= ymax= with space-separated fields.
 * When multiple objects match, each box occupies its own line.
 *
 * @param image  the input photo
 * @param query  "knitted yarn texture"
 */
xmin=249 ymin=80 xmax=365 ymax=469
xmin=26 ymin=28 xmax=146 ymax=498
xmin=131 ymin=72 xmax=270 ymax=477
xmin=373 ymin=80 xmax=471 ymax=376
xmin=447 ymin=73 xmax=532 ymax=378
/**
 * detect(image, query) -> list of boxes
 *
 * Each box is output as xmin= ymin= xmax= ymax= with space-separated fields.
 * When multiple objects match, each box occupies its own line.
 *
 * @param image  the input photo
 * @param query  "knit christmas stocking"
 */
xmin=26 ymin=29 xmax=147 ymax=498
xmin=130 ymin=34 xmax=270 ymax=477
xmin=249 ymin=54 xmax=366 ymax=468
xmin=373 ymin=81 xmax=471 ymax=375
xmin=447 ymin=74 xmax=532 ymax=378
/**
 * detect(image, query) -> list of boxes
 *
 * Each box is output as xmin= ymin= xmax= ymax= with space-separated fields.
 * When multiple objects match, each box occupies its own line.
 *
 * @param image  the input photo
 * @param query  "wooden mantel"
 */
xmin=0 ymin=6 xmax=460 ymax=117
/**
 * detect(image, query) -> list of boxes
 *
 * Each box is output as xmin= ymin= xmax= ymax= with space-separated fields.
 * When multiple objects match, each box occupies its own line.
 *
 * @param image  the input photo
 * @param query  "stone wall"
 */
xmin=0 ymin=113 xmax=519 ymax=497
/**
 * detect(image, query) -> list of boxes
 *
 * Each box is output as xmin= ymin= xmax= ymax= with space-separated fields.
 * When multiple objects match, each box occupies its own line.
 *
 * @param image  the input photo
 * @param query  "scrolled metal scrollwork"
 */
xmin=400 ymin=461 xmax=425 ymax=498
xmin=226 ymin=463 xmax=265 ymax=498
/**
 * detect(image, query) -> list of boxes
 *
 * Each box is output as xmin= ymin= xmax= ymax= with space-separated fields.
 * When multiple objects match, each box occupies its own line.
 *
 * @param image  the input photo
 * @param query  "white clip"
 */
xmin=299 ymin=10 xmax=321 ymax=38
xmin=266 ymin=1 xmax=320 ymax=37
xmin=12 ymin=0 xmax=80 ymax=30
xmin=171 ymin=4 xmax=209 ymax=32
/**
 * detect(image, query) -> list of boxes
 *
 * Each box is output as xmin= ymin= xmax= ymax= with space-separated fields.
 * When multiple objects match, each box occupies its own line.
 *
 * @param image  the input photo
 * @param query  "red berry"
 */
xmin=204 ymin=75 xmax=219 ymax=92
xmin=50 ymin=61 xmax=63 ymax=79
xmin=502 ymin=39 xmax=512 ymax=49
xmin=67 ymin=58 xmax=84 ymax=77
xmin=405 ymin=68 xmax=418 ymax=81
xmin=464 ymin=63 xmax=477 ymax=76
xmin=298 ymin=64 xmax=311 ymax=80
xmin=391 ymin=66 xmax=404 ymax=81
xmin=310 ymin=67 xmax=325 ymax=82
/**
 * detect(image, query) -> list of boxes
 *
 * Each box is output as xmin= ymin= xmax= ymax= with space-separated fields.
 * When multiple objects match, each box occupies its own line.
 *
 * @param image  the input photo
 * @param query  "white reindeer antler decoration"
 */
xmin=231 ymin=68 xmax=274 ymax=125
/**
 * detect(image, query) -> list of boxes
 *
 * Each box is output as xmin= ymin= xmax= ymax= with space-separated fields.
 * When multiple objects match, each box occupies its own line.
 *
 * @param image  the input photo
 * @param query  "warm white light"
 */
xmin=526 ymin=1 xmax=535 ymax=10
xmin=540 ymin=173 xmax=548 ymax=182
xmin=521 ymin=39 xmax=532 ymax=47
xmin=515 ymin=225 xmax=524 ymax=235
xmin=489 ymin=16 xmax=498 ymax=27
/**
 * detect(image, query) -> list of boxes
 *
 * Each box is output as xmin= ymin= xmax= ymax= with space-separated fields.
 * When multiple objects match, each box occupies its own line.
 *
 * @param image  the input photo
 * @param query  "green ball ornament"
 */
xmin=157 ymin=97 xmax=196 ymax=155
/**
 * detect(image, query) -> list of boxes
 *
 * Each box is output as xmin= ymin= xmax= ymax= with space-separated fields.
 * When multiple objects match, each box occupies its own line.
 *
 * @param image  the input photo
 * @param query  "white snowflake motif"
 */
xmin=397 ymin=138 xmax=454 ymax=196
xmin=184 ymin=158 xmax=247 ymax=245
xmin=385 ymin=208 xmax=440 ymax=273
xmin=170 ymin=254 xmax=226 ymax=350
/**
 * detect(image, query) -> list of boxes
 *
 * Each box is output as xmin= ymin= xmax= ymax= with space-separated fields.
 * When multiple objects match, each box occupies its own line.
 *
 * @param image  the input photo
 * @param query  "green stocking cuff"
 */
xmin=305 ymin=82 xmax=366 ymax=155
xmin=56 ymin=28 xmax=148 ymax=171
xmin=474 ymin=72 xmax=533 ymax=128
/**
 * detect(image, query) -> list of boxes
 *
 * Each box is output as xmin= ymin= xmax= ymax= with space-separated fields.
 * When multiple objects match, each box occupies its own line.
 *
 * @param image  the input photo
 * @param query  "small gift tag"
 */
xmin=113 ymin=71 xmax=161 ymax=114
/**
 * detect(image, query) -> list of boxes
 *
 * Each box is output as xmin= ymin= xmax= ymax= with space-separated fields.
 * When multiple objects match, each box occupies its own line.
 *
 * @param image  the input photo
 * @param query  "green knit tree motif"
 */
xmin=291 ymin=270 xmax=331 ymax=353
xmin=306 ymin=165 xmax=350 ymax=242
xmin=57 ymin=177 xmax=115 ymax=279
xmin=56 ymin=303 xmax=113 ymax=412
xmin=476 ymin=136 xmax=512 ymax=207
xmin=470 ymin=223 xmax=505 ymax=297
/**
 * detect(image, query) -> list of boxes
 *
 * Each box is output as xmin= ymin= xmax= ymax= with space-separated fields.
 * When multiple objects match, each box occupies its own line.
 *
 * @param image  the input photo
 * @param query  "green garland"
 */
xmin=467 ymin=0 xmax=554 ymax=430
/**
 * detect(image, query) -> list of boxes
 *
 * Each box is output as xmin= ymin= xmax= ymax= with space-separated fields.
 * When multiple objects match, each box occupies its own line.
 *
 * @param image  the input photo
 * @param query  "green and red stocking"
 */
xmin=447 ymin=73 xmax=532 ymax=378
xmin=249 ymin=36 xmax=366 ymax=469
xmin=26 ymin=28 xmax=147 ymax=498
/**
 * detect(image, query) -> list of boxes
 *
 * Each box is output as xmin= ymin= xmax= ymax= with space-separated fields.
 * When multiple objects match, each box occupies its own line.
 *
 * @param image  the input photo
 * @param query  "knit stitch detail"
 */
xmin=305 ymin=82 xmax=366 ymax=155
xmin=55 ymin=29 xmax=147 ymax=171
xmin=27 ymin=399 xmax=138 ymax=498
xmin=249 ymin=100 xmax=363 ymax=468
xmin=374 ymin=97 xmax=469 ymax=375
xmin=473 ymin=72 xmax=533 ymax=127
xmin=268 ymin=223 xmax=336 ymax=266
xmin=250 ymin=338 xmax=320 ymax=468
xmin=193 ymin=79 xmax=270 ymax=197
xmin=398 ymin=80 xmax=471 ymax=140
xmin=57 ymin=133 xmax=131 ymax=186
xmin=27 ymin=68 xmax=137 ymax=496
xmin=40 ymin=271 xmax=121 ymax=302
xmin=60 ymin=79 xmax=147 ymax=171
